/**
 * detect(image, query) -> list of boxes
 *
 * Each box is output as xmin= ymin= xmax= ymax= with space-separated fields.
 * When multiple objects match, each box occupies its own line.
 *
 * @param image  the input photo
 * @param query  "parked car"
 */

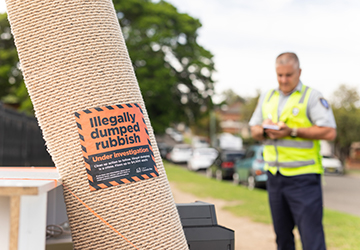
xmin=191 ymin=136 xmax=210 ymax=148
xmin=165 ymin=127 xmax=184 ymax=142
xmin=157 ymin=142 xmax=172 ymax=159
xmin=322 ymin=155 xmax=344 ymax=175
xmin=187 ymin=147 xmax=218 ymax=171
xmin=233 ymin=145 xmax=267 ymax=189
xmin=206 ymin=149 xmax=245 ymax=180
xmin=217 ymin=133 xmax=243 ymax=150
xmin=171 ymin=132 xmax=183 ymax=142
xmin=165 ymin=127 xmax=175 ymax=135
xmin=167 ymin=144 xmax=192 ymax=163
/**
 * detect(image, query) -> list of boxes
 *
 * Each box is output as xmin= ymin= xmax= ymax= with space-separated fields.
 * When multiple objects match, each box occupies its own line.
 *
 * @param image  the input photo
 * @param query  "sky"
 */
xmin=165 ymin=0 xmax=360 ymax=100
xmin=1 ymin=0 xmax=360 ymax=101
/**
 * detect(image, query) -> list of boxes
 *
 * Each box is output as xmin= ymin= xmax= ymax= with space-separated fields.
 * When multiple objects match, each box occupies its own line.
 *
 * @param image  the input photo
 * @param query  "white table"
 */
xmin=0 ymin=167 xmax=62 ymax=250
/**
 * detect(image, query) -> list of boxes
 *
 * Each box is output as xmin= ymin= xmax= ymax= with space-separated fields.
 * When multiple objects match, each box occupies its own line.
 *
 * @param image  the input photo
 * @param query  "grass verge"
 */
xmin=345 ymin=168 xmax=360 ymax=177
xmin=165 ymin=161 xmax=360 ymax=250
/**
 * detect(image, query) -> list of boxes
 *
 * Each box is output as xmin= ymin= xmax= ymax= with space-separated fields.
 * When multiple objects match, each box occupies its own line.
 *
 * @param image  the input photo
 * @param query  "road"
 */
xmin=176 ymin=165 xmax=360 ymax=218
xmin=156 ymin=134 xmax=360 ymax=218
xmin=323 ymin=174 xmax=360 ymax=217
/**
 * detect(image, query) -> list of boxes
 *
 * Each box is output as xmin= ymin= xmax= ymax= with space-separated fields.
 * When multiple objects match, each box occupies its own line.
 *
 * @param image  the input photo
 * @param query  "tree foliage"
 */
xmin=218 ymin=88 xmax=260 ymax=123
xmin=0 ymin=13 xmax=30 ymax=111
xmin=218 ymin=89 xmax=245 ymax=106
xmin=0 ymin=1 xmax=215 ymax=132
xmin=241 ymin=90 xmax=261 ymax=123
xmin=113 ymin=0 xmax=215 ymax=132
xmin=330 ymin=84 xmax=360 ymax=161
xmin=331 ymin=84 xmax=360 ymax=110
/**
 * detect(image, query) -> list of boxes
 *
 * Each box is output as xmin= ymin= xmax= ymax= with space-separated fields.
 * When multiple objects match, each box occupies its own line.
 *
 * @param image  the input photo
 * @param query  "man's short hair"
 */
xmin=276 ymin=52 xmax=300 ymax=69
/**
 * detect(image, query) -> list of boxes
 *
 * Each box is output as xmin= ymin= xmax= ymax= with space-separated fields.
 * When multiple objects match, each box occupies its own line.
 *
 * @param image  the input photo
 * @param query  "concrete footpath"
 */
xmin=170 ymin=182 xmax=279 ymax=250
xmin=170 ymin=174 xmax=360 ymax=249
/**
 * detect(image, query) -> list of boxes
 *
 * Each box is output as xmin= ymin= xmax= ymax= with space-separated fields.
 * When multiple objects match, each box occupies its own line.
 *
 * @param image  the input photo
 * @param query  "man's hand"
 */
xmin=263 ymin=121 xmax=291 ymax=139
xmin=262 ymin=121 xmax=337 ymax=141
xmin=263 ymin=118 xmax=275 ymax=126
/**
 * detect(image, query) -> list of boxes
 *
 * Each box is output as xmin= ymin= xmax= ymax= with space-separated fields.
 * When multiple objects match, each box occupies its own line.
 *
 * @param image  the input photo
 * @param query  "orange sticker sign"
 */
xmin=75 ymin=103 xmax=159 ymax=191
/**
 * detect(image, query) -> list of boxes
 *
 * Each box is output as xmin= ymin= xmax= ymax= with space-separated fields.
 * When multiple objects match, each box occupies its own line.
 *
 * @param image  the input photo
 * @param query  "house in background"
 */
xmin=215 ymin=101 xmax=250 ymax=138
xmin=347 ymin=142 xmax=360 ymax=169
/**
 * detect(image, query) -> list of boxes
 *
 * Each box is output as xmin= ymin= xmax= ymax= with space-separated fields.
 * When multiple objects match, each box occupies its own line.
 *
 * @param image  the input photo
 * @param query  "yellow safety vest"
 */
xmin=262 ymin=85 xmax=323 ymax=176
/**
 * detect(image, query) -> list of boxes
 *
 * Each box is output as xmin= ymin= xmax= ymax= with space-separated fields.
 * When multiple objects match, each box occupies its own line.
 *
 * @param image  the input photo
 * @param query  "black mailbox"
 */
xmin=176 ymin=201 xmax=235 ymax=250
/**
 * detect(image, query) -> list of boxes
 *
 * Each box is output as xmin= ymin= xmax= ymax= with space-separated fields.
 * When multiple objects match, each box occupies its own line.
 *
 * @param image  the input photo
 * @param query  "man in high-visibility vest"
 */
xmin=249 ymin=52 xmax=336 ymax=250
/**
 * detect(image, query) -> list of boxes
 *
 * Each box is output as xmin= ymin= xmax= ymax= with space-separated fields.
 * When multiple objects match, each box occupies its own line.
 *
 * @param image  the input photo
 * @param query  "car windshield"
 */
xmin=174 ymin=148 xmax=191 ymax=152
xmin=196 ymin=149 xmax=216 ymax=155
xmin=322 ymin=155 xmax=332 ymax=159
xmin=259 ymin=151 xmax=264 ymax=159
xmin=226 ymin=153 xmax=244 ymax=162
xmin=173 ymin=145 xmax=191 ymax=152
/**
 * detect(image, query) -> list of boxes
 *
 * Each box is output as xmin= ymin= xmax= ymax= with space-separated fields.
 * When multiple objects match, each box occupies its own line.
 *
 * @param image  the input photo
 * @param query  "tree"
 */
xmin=113 ymin=0 xmax=215 ymax=132
xmin=0 ymin=13 xmax=30 ymax=111
xmin=330 ymin=84 xmax=360 ymax=162
xmin=331 ymin=84 xmax=360 ymax=110
xmin=240 ymin=90 xmax=261 ymax=123
xmin=218 ymin=89 xmax=245 ymax=106
xmin=0 ymin=1 xmax=215 ymax=132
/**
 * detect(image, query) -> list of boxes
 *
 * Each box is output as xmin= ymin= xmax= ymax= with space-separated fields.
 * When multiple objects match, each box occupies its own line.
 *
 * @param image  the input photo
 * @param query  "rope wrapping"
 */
xmin=5 ymin=0 xmax=188 ymax=249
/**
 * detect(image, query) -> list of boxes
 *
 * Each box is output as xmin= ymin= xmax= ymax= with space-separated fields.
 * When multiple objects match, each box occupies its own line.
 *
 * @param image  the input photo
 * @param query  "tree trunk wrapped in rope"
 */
xmin=5 ymin=1 xmax=188 ymax=249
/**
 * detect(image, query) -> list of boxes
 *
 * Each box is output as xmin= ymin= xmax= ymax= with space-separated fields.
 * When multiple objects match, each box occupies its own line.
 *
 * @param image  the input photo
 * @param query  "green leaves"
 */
xmin=0 ymin=13 xmax=28 ymax=111
xmin=0 ymin=2 xmax=215 ymax=131
xmin=113 ymin=0 xmax=215 ymax=132
xmin=330 ymin=84 xmax=360 ymax=161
